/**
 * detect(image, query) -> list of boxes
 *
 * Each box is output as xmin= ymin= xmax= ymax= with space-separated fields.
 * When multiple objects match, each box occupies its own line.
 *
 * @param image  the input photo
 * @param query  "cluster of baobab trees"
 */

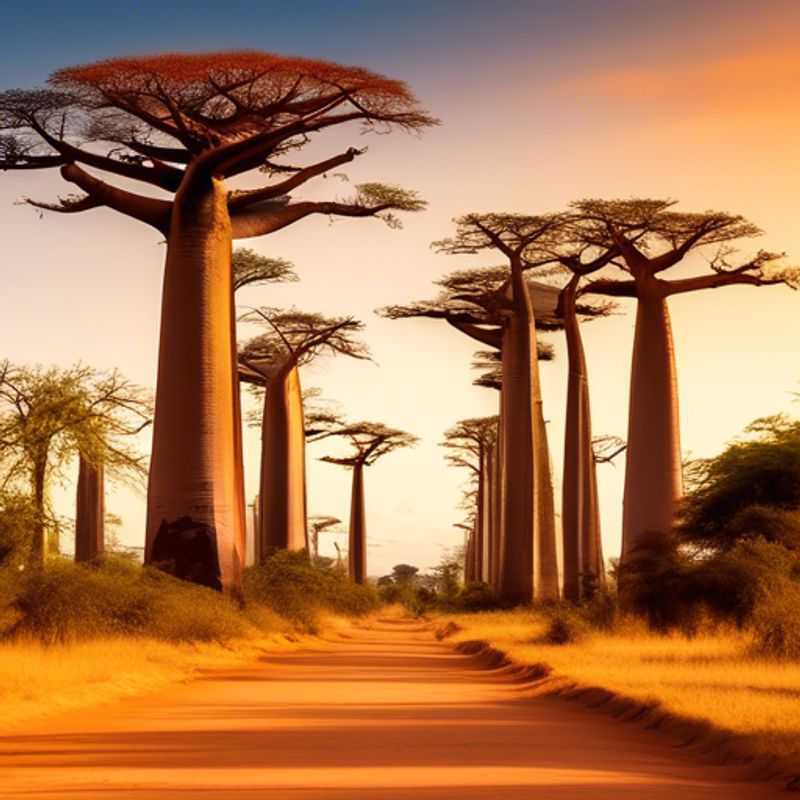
xmin=1 ymin=51 xmax=796 ymax=602
xmin=385 ymin=206 xmax=797 ymax=603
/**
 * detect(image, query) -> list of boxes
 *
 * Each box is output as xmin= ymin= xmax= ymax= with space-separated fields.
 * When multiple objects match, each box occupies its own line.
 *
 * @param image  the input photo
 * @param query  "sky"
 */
xmin=1 ymin=0 xmax=799 ymax=576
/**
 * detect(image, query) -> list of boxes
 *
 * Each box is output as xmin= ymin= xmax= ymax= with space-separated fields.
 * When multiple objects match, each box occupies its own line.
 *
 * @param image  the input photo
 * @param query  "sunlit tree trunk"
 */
xmin=464 ymin=527 xmax=476 ymax=584
xmin=474 ymin=444 xmax=485 ymax=582
xmin=480 ymin=442 xmax=493 ymax=584
xmin=75 ymin=454 xmax=104 ymax=563
xmin=258 ymin=364 xmax=309 ymax=556
xmin=490 ymin=411 xmax=504 ymax=592
xmin=29 ymin=455 xmax=48 ymax=567
xmin=534 ymin=410 xmax=559 ymax=601
xmin=621 ymin=289 xmax=682 ymax=562
xmin=145 ymin=176 xmax=243 ymax=594
xmin=561 ymin=279 xmax=604 ymax=601
xmin=348 ymin=461 xmax=367 ymax=583
xmin=498 ymin=261 xmax=549 ymax=603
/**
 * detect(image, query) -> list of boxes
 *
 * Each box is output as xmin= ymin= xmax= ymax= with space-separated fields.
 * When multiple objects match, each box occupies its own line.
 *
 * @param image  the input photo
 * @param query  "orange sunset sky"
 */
xmin=0 ymin=0 xmax=798 ymax=574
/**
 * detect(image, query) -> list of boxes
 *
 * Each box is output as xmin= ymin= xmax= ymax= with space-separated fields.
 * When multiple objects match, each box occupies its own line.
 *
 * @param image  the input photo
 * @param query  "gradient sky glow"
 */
xmin=1 ymin=0 xmax=799 ymax=575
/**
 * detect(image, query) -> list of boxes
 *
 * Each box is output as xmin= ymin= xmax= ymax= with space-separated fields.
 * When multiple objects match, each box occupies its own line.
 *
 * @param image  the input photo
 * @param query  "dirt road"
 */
xmin=0 ymin=616 xmax=783 ymax=799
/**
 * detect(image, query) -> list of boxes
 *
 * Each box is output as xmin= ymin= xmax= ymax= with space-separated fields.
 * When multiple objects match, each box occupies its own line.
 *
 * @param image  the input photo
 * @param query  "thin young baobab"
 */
xmin=0 ymin=52 xmax=434 ymax=592
xmin=571 ymin=199 xmax=799 ymax=563
xmin=441 ymin=417 xmax=498 ymax=585
xmin=321 ymin=422 xmax=418 ymax=584
xmin=308 ymin=515 xmax=342 ymax=561
xmin=239 ymin=310 xmax=368 ymax=559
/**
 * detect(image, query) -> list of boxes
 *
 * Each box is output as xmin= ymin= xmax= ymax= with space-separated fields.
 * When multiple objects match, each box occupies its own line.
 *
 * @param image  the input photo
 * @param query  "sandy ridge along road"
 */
xmin=0 ymin=614 xmax=784 ymax=799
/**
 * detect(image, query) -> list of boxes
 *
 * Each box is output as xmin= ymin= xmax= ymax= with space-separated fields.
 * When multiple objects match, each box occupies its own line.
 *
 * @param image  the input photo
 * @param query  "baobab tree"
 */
xmin=571 ymin=199 xmax=798 ymax=563
xmin=308 ymin=515 xmax=342 ymax=561
xmin=321 ymin=422 xmax=418 ymax=584
xmin=0 ymin=364 xmax=150 ymax=566
xmin=441 ymin=417 xmax=498 ymax=585
xmin=0 ymin=52 xmax=434 ymax=593
xmin=383 ymin=234 xmax=565 ymax=603
xmin=238 ymin=309 xmax=368 ymax=559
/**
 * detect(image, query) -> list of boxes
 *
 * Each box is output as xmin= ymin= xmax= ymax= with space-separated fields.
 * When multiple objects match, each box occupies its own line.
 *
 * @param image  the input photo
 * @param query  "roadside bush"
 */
xmin=243 ymin=550 xmax=378 ymax=631
xmin=751 ymin=579 xmax=800 ymax=659
xmin=454 ymin=582 xmax=497 ymax=612
xmin=11 ymin=557 xmax=249 ymax=644
xmin=539 ymin=606 xmax=590 ymax=645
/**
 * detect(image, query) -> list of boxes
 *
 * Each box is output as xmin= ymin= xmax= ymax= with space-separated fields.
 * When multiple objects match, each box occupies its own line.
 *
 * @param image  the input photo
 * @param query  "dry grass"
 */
xmin=0 ymin=617 xmax=336 ymax=729
xmin=439 ymin=609 xmax=800 ymax=762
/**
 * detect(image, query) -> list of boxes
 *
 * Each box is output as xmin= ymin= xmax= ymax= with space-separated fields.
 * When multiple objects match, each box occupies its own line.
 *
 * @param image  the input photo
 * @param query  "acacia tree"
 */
xmin=321 ymin=422 xmax=418 ymax=583
xmin=572 ymin=199 xmax=798 ymax=562
xmin=0 ymin=52 xmax=434 ymax=593
xmin=383 ymin=243 xmax=565 ymax=603
xmin=74 ymin=380 xmax=151 ymax=563
xmin=239 ymin=309 xmax=368 ymax=559
xmin=0 ymin=364 xmax=150 ymax=565
xmin=441 ymin=417 xmax=498 ymax=585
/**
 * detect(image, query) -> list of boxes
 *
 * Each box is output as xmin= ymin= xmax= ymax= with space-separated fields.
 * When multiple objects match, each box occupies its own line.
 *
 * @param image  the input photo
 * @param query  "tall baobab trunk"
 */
xmin=75 ymin=454 xmax=105 ymax=562
xmin=29 ymin=456 xmax=48 ymax=567
xmin=259 ymin=364 xmax=309 ymax=556
xmin=561 ymin=280 xmax=604 ymax=601
xmin=485 ymin=439 xmax=499 ymax=590
xmin=474 ymin=446 xmax=486 ymax=582
xmin=497 ymin=262 xmax=559 ymax=603
xmin=464 ymin=527 xmax=476 ymax=584
xmin=621 ymin=290 xmax=682 ymax=562
xmin=479 ymin=443 xmax=493 ymax=584
xmin=348 ymin=462 xmax=367 ymax=583
xmin=490 ymin=409 xmax=504 ymax=592
xmin=146 ymin=177 xmax=243 ymax=594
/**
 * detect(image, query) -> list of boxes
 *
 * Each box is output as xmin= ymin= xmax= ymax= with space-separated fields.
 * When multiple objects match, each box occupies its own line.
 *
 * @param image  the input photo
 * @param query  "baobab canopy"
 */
xmin=0 ymin=51 xmax=435 ymax=235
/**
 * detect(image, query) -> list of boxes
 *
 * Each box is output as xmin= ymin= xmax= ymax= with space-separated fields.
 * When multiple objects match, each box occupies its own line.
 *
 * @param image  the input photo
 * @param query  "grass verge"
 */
xmin=435 ymin=609 xmax=800 ymax=767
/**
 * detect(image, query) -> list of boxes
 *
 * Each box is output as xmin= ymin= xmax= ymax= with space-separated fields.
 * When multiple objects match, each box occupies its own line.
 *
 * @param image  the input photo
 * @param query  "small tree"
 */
xmin=571 ymin=199 xmax=798 ymax=563
xmin=239 ymin=310 xmax=368 ymax=558
xmin=321 ymin=422 xmax=418 ymax=583
xmin=0 ymin=363 xmax=150 ymax=566
xmin=1 ymin=52 xmax=433 ymax=594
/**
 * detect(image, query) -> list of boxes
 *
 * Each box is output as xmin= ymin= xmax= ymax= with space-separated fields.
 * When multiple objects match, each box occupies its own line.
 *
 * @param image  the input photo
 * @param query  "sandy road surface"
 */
xmin=0 ymin=616 xmax=783 ymax=799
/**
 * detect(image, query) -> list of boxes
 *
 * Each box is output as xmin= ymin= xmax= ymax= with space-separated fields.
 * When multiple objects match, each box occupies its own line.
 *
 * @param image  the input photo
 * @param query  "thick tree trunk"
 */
xmin=348 ymin=462 xmax=367 ymax=584
xmin=497 ymin=262 xmax=559 ymax=603
xmin=480 ymin=443 xmax=494 ymax=585
xmin=464 ymin=528 xmax=476 ymax=584
xmin=561 ymin=282 xmax=604 ymax=601
xmin=75 ymin=454 xmax=104 ymax=563
xmin=258 ymin=364 xmax=309 ymax=556
xmin=145 ymin=177 xmax=243 ymax=594
xmin=29 ymin=458 xmax=48 ymax=567
xmin=621 ymin=290 xmax=683 ymax=562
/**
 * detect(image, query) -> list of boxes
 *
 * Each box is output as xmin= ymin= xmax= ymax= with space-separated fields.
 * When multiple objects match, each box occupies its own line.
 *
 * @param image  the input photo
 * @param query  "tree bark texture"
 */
xmin=145 ymin=177 xmax=244 ymax=594
xmin=348 ymin=462 xmax=367 ymax=584
xmin=75 ymin=454 xmax=105 ymax=562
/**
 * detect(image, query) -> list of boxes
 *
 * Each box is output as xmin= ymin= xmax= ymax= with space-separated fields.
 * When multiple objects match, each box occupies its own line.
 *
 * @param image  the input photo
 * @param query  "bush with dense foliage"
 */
xmin=243 ymin=549 xmax=378 ymax=631
xmin=679 ymin=415 xmax=800 ymax=552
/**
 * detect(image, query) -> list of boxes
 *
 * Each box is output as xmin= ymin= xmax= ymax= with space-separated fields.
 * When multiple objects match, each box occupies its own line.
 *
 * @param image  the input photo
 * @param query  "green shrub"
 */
xmin=243 ymin=550 xmax=378 ymax=631
xmin=580 ymin=585 xmax=618 ymax=631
